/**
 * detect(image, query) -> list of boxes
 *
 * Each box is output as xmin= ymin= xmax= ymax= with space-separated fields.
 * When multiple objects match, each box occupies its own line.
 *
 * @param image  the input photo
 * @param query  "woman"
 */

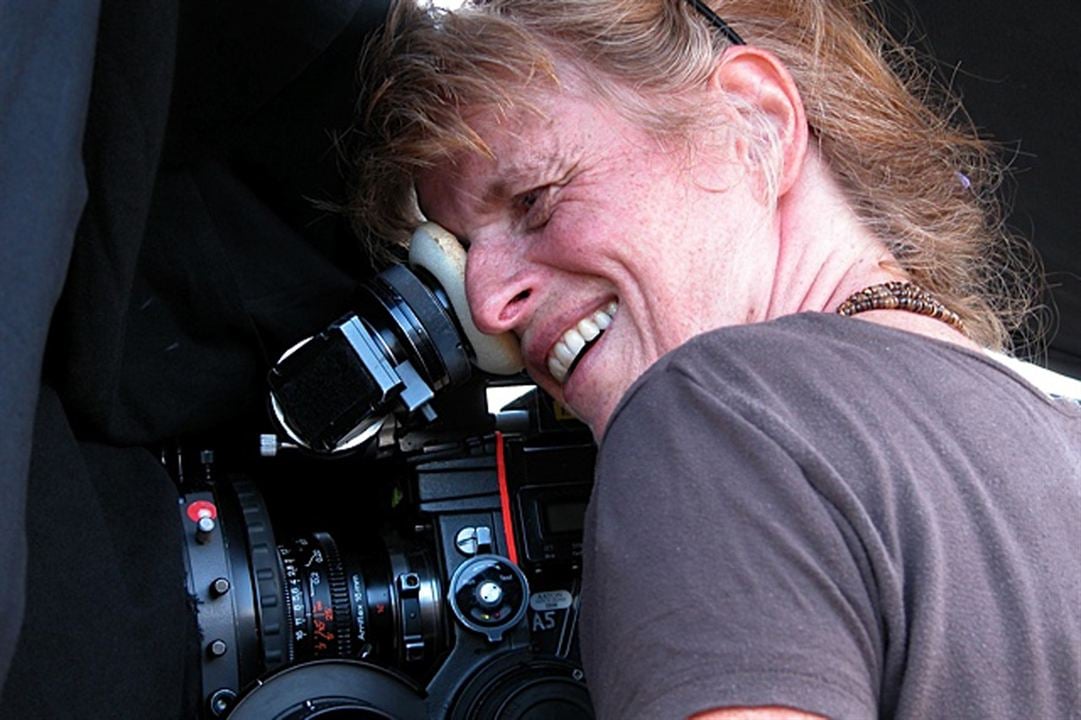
xmin=349 ymin=1 xmax=1081 ymax=717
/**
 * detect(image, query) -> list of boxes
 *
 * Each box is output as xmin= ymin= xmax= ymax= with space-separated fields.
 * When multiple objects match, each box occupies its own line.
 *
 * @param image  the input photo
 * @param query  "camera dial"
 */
xmin=448 ymin=555 xmax=529 ymax=643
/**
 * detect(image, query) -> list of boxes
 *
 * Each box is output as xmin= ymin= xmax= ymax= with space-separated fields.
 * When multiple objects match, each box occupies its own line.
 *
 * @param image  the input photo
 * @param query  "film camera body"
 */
xmin=171 ymin=227 xmax=597 ymax=719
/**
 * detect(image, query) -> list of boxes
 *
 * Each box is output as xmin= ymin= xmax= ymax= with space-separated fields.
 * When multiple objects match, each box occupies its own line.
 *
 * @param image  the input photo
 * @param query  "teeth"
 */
xmin=564 ymin=329 xmax=586 ymax=355
xmin=548 ymin=356 xmax=566 ymax=382
xmin=577 ymin=317 xmax=600 ymax=340
xmin=553 ymin=341 xmax=575 ymax=366
xmin=594 ymin=305 xmax=614 ymax=330
xmin=546 ymin=301 xmax=618 ymax=384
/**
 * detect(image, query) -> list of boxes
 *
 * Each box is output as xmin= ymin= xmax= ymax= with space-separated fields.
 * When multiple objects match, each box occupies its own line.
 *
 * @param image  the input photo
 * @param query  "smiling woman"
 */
xmin=348 ymin=0 xmax=1034 ymax=349
xmin=347 ymin=1 xmax=1080 ymax=719
xmin=411 ymin=67 xmax=773 ymax=432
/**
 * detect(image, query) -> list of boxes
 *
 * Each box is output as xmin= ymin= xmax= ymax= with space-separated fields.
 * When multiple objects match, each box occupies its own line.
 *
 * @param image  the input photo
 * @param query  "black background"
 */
xmin=885 ymin=1 xmax=1081 ymax=375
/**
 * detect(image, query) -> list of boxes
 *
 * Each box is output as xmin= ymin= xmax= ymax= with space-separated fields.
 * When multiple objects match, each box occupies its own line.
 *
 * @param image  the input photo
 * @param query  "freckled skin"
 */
xmin=416 ymin=52 xmax=975 ymax=439
xmin=417 ymin=71 xmax=778 ymax=435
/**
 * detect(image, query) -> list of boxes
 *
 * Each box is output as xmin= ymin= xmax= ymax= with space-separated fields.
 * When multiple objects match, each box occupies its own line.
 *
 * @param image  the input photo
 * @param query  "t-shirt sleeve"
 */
xmin=580 ymin=364 xmax=882 ymax=720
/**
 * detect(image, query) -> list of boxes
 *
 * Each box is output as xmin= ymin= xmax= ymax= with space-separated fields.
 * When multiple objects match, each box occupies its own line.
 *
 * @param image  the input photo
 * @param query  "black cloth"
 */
xmin=0 ymin=0 xmax=389 ymax=715
xmin=581 ymin=314 xmax=1081 ymax=719
xmin=0 ymin=387 xmax=197 ymax=717
xmin=0 ymin=0 xmax=102 ymax=689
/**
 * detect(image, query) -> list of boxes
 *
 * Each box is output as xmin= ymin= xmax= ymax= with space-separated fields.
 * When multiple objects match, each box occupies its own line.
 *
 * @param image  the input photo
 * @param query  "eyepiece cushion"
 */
xmin=409 ymin=223 xmax=524 ymax=375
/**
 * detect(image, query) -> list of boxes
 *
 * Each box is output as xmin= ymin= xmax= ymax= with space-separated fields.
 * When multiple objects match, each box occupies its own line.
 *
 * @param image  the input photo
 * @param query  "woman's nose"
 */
xmin=464 ymin=240 xmax=539 ymax=336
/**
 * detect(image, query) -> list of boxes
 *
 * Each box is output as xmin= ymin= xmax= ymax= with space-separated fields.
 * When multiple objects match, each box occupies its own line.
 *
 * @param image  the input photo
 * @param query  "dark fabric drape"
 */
xmin=0 ymin=1 xmax=388 ymax=716
xmin=0 ymin=0 xmax=104 ymax=693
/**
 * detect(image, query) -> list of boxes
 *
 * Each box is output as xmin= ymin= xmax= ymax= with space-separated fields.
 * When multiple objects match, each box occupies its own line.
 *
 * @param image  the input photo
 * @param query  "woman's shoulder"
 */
xmin=607 ymin=311 xmax=1078 ymax=446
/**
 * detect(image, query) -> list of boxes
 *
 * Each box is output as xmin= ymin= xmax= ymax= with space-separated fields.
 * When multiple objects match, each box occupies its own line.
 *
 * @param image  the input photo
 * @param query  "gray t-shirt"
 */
xmin=581 ymin=313 xmax=1080 ymax=719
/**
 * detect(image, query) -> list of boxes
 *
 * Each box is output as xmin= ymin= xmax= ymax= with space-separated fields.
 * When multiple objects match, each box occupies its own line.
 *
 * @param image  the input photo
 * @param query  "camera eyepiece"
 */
xmin=267 ymin=224 xmax=525 ymax=456
xmin=268 ymin=263 xmax=471 ymax=454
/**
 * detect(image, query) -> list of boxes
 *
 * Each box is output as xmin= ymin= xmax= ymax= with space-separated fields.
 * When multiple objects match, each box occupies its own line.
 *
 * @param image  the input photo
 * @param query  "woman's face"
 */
xmin=416 ymin=73 xmax=777 ymax=436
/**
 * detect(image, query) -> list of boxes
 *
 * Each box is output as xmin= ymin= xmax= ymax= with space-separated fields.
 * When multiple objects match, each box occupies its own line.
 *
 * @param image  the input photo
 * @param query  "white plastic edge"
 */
xmin=408 ymin=222 xmax=524 ymax=375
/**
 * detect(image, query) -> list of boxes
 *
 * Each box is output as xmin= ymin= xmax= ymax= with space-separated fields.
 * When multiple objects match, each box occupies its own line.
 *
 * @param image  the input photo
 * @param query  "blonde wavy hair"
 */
xmin=345 ymin=0 xmax=1037 ymax=349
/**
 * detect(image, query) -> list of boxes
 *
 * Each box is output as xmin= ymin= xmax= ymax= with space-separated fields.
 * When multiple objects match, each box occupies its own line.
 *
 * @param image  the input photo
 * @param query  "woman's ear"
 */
xmin=707 ymin=46 xmax=808 ymax=197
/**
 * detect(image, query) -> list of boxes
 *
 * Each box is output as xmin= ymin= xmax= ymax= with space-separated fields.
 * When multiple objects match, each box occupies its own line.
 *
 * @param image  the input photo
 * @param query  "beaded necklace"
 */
xmin=836 ymin=281 xmax=966 ymax=334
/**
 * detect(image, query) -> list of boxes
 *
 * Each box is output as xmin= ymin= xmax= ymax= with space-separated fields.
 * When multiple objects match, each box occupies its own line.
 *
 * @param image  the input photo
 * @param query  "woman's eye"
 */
xmin=517 ymin=186 xmax=552 ymax=229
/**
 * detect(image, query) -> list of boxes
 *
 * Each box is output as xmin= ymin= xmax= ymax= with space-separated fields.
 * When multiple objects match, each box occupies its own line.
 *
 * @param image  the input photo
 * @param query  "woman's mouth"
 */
xmin=546 ymin=301 xmax=618 ymax=384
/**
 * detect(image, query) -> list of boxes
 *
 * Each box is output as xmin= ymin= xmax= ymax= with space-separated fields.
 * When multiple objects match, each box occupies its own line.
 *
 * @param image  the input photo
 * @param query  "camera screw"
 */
xmin=199 ymin=449 xmax=214 ymax=483
xmin=259 ymin=434 xmax=280 ymax=457
xmin=455 ymin=526 xmax=494 ymax=556
xmin=207 ymin=688 xmax=237 ymax=717
xmin=207 ymin=639 xmax=228 ymax=658
xmin=195 ymin=516 xmax=216 ymax=544
xmin=210 ymin=577 xmax=231 ymax=597
xmin=259 ymin=433 xmax=300 ymax=457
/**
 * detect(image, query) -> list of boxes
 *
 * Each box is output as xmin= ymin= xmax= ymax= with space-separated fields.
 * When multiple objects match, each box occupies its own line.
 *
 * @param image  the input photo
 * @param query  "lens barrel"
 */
xmin=278 ymin=531 xmax=445 ymax=670
xmin=183 ymin=481 xmax=445 ymax=717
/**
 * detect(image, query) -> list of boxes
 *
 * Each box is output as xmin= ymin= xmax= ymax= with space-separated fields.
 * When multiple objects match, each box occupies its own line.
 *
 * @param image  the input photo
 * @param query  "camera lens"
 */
xmin=277 ymin=530 xmax=445 ymax=670
xmin=279 ymin=532 xmax=361 ymax=661
xmin=184 ymin=481 xmax=446 ymax=715
xmin=225 ymin=660 xmax=426 ymax=720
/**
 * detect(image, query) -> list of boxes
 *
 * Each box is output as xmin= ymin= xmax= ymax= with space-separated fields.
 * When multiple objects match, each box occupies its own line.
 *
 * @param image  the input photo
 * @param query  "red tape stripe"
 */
xmin=495 ymin=431 xmax=519 ymax=565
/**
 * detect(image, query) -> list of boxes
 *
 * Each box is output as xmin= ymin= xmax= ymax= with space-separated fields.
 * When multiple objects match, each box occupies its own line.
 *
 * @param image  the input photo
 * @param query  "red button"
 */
xmin=187 ymin=500 xmax=218 ymax=523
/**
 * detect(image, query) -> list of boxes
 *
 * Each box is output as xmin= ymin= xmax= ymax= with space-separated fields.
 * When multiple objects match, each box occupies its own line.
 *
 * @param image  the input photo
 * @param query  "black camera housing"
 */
xmin=173 ymin=384 xmax=596 ymax=719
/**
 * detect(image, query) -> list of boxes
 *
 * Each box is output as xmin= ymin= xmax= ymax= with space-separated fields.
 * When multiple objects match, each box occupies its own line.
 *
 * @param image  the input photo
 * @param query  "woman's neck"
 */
xmin=766 ymin=149 xmax=979 ymax=349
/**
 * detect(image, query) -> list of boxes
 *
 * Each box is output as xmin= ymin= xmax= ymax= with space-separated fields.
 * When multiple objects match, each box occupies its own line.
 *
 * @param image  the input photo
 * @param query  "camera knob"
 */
xmin=476 ymin=581 xmax=503 ymax=607
xmin=448 ymin=554 xmax=529 ymax=643
xmin=195 ymin=516 xmax=217 ymax=544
